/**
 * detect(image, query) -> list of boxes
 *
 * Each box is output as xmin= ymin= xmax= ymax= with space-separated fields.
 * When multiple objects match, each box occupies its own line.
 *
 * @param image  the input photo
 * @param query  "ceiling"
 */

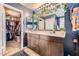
xmin=5 ymin=7 xmax=21 ymax=17
xmin=20 ymin=3 xmax=44 ymax=11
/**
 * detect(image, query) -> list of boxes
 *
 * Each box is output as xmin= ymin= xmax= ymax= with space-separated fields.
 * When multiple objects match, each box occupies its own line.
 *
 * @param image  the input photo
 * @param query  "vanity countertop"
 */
xmin=25 ymin=30 xmax=65 ymax=38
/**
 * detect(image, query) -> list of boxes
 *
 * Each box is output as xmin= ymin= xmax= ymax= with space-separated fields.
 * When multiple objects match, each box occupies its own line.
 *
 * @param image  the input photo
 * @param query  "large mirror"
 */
xmin=25 ymin=15 xmax=65 ymax=31
xmin=25 ymin=3 xmax=67 ymax=31
xmin=44 ymin=15 xmax=65 ymax=31
xmin=26 ymin=18 xmax=38 ymax=30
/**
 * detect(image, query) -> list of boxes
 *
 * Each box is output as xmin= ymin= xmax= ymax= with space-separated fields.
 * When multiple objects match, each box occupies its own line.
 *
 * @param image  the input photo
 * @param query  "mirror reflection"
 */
xmin=25 ymin=3 xmax=67 ymax=32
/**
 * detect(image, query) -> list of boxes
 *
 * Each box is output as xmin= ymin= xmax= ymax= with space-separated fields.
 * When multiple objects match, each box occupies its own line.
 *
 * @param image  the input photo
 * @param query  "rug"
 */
xmin=12 ymin=50 xmax=28 ymax=56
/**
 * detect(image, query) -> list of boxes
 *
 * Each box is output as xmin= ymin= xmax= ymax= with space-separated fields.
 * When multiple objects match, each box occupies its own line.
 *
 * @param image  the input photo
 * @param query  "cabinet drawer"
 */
xmin=49 ymin=36 xmax=64 ymax=43
xmin=40 ymin=35 xmax=50 ymax=41
xmin=31 ymin=34 xmax=40 ymax=39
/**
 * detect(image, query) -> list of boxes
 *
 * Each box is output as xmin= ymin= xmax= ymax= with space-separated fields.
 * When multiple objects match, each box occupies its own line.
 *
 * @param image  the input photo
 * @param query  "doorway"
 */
xmin=4 ymin=6 xmax=22 ymax=55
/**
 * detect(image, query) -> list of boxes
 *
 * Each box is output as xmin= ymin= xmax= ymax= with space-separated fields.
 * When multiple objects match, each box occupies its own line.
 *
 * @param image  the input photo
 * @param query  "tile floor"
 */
xmin=4 ymin=40 xmax=40 ymax=56
xmin=4 ymin=40 xmax=21 ymax=56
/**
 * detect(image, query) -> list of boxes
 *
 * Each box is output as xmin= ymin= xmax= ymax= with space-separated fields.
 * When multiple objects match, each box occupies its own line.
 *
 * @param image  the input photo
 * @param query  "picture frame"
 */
xmin=71 ymin=7 xmax=79 ymax=31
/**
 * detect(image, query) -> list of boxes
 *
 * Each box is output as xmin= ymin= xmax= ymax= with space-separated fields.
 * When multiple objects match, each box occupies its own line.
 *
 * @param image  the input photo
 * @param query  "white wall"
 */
xmin=0 ymin=4 xmax=6 ymax=55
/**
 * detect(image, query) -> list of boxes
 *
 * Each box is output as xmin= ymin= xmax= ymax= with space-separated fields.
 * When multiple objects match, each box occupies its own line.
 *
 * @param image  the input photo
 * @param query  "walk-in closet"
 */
xmin=4 ymin=7 xmax=21 ymax=55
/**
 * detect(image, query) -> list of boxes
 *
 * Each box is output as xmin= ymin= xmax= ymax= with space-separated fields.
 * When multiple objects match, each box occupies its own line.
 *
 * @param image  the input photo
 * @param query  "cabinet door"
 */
xmin=59 ymin=42 xmax=64 ymax=55
xmin=50 ymin=42 xmax=61 ymax=56
xmin=49 ymin=38 xmax=64 ymax=56
xmin=30 ymin=34 xmax=39 ymax=54
xmin=27 ymin=34 xmax=40 ymax=54
xmin=39 ymin=39 xmax=49 ymax=56
xmin=31 ymin=38 xmax=39 ymax=54
xmin=27 ymin=34 xmax=31 ymax=48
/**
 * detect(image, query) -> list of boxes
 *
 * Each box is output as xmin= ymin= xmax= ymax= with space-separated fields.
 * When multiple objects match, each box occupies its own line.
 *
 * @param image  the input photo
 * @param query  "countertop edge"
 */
xmin=25 ymin=31 xmax=65 ymax=38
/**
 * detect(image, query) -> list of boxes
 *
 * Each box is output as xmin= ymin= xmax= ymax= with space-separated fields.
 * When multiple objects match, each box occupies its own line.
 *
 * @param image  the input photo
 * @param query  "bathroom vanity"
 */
xmin=26 ymin=31 xmax=65 ymax=56
xmin=24 ymin=3 xmax=66 ymax=56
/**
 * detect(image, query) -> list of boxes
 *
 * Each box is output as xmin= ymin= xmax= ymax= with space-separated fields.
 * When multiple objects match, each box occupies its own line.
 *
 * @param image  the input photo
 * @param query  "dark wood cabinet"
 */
xmin=27 ymin=33 xmax=64 ymax=56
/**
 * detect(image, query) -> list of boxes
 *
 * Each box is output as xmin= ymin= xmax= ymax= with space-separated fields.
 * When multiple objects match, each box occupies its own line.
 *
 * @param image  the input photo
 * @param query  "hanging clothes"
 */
xmin=15 ymin=22 xmax=21 ymax=36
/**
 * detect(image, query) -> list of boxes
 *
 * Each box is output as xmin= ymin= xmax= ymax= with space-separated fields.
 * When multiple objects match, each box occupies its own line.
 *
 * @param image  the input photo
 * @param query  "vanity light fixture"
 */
xmin=30 ymin=3 xmax=67 ymax=20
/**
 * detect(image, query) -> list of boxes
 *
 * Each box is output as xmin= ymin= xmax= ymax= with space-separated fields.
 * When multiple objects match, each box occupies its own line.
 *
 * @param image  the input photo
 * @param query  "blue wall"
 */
xmin=64 ymin=3 xmax=79 ymax=56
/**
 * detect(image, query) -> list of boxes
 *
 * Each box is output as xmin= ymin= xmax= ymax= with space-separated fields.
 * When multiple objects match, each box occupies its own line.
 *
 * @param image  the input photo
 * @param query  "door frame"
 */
xmin=2 ymin=4 xmax=24 ymax=54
